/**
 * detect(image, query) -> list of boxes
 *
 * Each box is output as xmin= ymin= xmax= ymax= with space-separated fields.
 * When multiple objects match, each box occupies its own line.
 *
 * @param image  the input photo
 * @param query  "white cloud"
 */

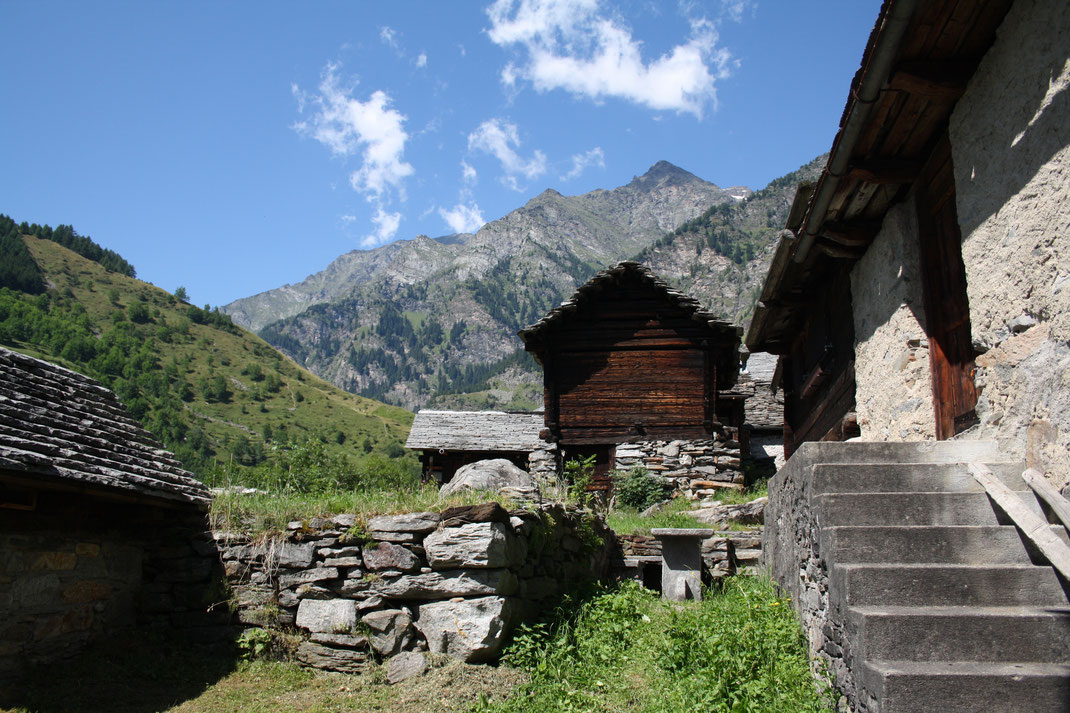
xmin=365 ymin=207 xmax=402 ymax=247
xmin=439 ymin=203 xmax=486 ymax=233
xmin=295 ymin=63 xmax=414 ymax=248
xmin=379 ymin=26 xmax=398 ymax=48
xmin=486 ymin=0 xmax=733 ymax=117
xmin=461 ymin=160 xmax=478 ymax=184
xmin=416 ymin=52 xmax=428 ymax=68
xmin=561 ymin=146 xmax=605 ymax=180
xmin=468 ymin=118 xmax=546 ymax=190
xmin=340 ymin=214 xmax=357 ymax=224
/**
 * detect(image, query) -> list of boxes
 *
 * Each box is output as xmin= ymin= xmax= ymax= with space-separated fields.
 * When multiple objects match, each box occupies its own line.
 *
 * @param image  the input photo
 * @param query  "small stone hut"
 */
xmin=519 ymin=261 xmax=745 ymax=493
xmin=404 ymin=409 xmax=554 ymax=483
xmin=0 ymin=346 xmax=215 ymax=683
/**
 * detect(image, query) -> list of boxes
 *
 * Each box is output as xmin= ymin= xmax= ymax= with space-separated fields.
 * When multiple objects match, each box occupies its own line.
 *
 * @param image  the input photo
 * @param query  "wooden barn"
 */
xmin=519 ymin=261 xmax=742 ymax=486
xmin=404 ymin=410 xmax=548 ymax=483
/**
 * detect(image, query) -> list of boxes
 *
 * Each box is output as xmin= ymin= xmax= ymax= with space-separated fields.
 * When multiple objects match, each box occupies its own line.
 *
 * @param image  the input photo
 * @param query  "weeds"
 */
xmin=483 ymin=576 xmax=832 ymax=713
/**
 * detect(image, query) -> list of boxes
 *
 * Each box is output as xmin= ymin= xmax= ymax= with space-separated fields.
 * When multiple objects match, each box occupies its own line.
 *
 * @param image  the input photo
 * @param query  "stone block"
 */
xmin=295 ymin=598 xmax=358 ymax=634
xmin=367 ymin=512 xmax=440 ymax=535
xmin=310 ymin=632 xmax=369 ymax=649
xmin=75 ymin=543 xmax=101 ymax=557
xmin=321 ymin=556 xmax=362 ymax=568
xmin=424 ymin=522 xmax=513 ymax=569
xmin=295 ymin=640 xmax=368 ymax=673
xmin=276 ymin=542 xmax=316 ymax=568
xmin=278 ymin=567 xmax=339 ymax=590
xmin=31 ymin=552 xmax=77 ymax=571
xmin=387 ymin=651 xmax=428 ymax=684
xmin=415 ymin=596 xmax=519 ymax=663
xmin=372 ymin=569 xmax=517 ymax=599
xmin=362 ymin=608 xmax=414 ymax=657
xmin=363 ymin=542 xmax=421 ymax=572
xmin=61 ymin=580 xmax=111 ymax=604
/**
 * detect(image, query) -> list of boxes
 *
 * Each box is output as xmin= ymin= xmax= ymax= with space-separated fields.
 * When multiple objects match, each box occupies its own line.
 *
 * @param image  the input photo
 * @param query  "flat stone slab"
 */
xmin=651 ymin=528 xmax=715 ymax=538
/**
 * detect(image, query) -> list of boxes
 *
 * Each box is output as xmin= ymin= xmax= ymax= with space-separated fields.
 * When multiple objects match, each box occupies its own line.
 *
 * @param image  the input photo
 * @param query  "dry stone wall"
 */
xmin=612 ymin=435 xmax=744 ymax=499
xmin=614 ymin=527 xmax=762 ymax=583
xmin=219 ymin=502 xmax=612 ymax=671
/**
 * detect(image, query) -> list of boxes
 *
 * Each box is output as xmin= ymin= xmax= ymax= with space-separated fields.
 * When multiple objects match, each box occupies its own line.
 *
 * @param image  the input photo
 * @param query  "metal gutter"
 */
xmin=793 ymin=0 xmax=920 ymax=263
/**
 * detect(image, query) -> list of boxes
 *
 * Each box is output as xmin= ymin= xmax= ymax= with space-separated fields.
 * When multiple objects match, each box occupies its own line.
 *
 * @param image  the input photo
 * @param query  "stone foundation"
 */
xmin=219 ymin=502 xmax=612 ymax=670
xmin=612 ymin=433 xmax=744 ymax=499
xmin=0 ymin=489 xmax=224 ymax=684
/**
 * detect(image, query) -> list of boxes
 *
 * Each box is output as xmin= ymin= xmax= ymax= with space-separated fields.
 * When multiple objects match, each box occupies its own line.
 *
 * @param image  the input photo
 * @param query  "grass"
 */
xmin=481 ymin=576 xmax=832 ymax=713
xmin=209 ymin=482 xmax=525 ymax=534
xmin=1 ymin=633 xmax=525 ymax=713
xmin=605 ymin=496 xmax=703 ymax=535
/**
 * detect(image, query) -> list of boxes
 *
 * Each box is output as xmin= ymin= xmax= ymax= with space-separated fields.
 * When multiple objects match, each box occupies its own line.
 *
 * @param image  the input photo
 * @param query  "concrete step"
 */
xmin=812 ymin=461 xmax=1025 ymax=495
xmin=820 ymin=525 xmax=1070 ymax=566
xmin=793 ymin=439 xmax=1002 ymax=466
xmin=862 ymin=660 xmax=1070 ymax=713
xmin=816 ymin=491 xmax=1044 ymax=527
xmin=831 ymin=563 xmax=1068 ymax=608
xmin=848 ymin=605 xmax=1070 ymax=663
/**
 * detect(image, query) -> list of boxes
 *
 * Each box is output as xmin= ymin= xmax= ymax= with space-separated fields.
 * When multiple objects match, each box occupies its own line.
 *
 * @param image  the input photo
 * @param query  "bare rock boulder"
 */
xmin=440 ymin=459 xmax=537 ymax=498
xmin=415 ymin=596 xmax=519 ymax=663
xmin=692 ymin=496 xmax=768 ymax=527
xmin=362 ymin=608 xmax=414 ymax=657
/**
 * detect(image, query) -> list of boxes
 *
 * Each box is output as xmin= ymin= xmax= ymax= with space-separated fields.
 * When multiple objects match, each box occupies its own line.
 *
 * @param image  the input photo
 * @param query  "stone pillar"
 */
xmin=651 ymin=528 xmax=714 ymax=601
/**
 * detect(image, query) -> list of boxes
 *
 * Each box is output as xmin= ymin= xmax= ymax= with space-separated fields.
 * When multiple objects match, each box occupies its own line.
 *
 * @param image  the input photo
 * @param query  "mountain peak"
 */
xmin=630 ymin=161 xmax=709 ymax=189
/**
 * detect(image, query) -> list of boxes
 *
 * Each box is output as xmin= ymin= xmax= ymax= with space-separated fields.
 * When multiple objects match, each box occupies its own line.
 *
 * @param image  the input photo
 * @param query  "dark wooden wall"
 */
xmin=780 ymin=270 xmax=858 ymax=456
xmin=540 ymin=280 xmax=728 ymax=445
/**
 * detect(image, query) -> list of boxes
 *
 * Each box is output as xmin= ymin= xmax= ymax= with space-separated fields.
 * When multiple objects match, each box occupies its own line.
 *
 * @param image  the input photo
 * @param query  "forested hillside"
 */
xmin=0 ymin=227 xmax=413 ymax=478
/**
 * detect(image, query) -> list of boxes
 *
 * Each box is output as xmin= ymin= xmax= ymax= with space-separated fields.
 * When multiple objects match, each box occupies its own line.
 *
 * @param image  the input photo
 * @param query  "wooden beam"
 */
xmin=969 ymin=462 xmax=1070 ymax=581
xmin=888 ymin=61 xmax=971 ymax=100
xmin=821 ymin=221 xmax=880 ymax=247
xmin=817 ymin=240 xmax=867 ymax=260
xmin=1023 ymin=468 xmax=1070 ymax=532
xmin=846 ymin=159 xmax=923 ymax=185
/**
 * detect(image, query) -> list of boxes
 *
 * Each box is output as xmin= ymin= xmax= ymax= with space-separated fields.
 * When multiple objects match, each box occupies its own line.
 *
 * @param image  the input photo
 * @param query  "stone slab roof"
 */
xmin=405 ymin=410 xmax=545 ymax=452
xmin=0 ymin=346 xmax=211 ymax=506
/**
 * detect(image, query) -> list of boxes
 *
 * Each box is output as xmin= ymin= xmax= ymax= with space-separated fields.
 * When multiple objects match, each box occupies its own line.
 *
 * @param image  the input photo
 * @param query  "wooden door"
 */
xmin=916 ymin=132 xmax=978 ymax=439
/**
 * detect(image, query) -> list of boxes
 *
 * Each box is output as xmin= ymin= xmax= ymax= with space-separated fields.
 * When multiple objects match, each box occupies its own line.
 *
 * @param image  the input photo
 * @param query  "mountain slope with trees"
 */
xmin=0 ymin=229 xmax=414 ymax=477
xmin=234 ymin=158 xmax=822 ymax=411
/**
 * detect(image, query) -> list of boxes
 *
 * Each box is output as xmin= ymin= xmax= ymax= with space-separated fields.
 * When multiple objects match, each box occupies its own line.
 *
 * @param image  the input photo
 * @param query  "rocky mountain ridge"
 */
xmin=224 ymin=158 xmax=823 ymax=411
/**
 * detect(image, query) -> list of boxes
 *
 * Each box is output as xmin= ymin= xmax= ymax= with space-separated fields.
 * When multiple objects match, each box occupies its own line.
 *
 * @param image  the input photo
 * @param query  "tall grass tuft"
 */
xmin=482 ymin=576 xmax=832 ymax=713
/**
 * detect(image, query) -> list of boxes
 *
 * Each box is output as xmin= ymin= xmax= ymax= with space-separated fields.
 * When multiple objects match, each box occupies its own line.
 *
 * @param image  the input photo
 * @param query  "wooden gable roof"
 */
xmin=519 ymin=261 xmax=742 ymax=385
xmin=0 ymin=347 xmax=211 ymax=507
xmin=747 ymin=0 xmax=1014 ymax=353
xmin=405 ymin=410 xmax=545 ymax=452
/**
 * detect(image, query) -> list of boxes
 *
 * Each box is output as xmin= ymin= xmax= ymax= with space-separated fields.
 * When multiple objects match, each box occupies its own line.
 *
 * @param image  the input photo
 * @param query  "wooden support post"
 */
xmin=968 ymin=462 xmax=1070 ymax=580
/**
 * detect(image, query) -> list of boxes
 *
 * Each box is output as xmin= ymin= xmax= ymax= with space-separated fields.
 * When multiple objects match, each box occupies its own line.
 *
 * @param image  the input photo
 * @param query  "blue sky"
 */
xmin=1 ymin=0 xmax=881 ymax=308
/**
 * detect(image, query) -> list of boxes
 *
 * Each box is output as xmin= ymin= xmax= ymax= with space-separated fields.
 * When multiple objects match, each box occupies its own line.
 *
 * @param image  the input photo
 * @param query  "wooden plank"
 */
xmin=969 ymin=462 xmax=1070 ymax=580
xmin=1023 ymin=468 xmax=1070 ymax=533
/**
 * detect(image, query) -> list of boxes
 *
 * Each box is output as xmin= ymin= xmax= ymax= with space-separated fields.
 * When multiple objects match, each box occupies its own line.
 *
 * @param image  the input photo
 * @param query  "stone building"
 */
xmin=752 ymin=0 xmax=1070 ymax=710
xmin=520 ymin=261 xmax=746 ymax=494
xmin=747 ymin=0 xmax=1069 ymax=489
xmin=0 ymin=346 xmax=215 ymax=684
xmin=404 ymin=409 xmax=555 ymax=483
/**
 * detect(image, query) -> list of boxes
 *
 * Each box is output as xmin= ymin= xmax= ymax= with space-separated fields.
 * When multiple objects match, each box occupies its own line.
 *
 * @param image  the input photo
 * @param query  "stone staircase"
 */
xmin=767 ymin=440 xmax=1070 ymax=713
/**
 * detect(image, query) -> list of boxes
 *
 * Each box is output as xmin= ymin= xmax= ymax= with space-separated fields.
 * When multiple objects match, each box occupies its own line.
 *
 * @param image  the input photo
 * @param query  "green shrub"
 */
xmin=612 ymin=466 xmax=666 ymax=510
xmin=564 ymin=455 xmax=595 ymax=508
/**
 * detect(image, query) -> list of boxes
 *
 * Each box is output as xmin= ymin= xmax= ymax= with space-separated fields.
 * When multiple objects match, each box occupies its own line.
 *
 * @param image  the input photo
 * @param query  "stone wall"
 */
xmin=219 ymin=502 xmax=612 ymax=671
xmin=849 ymin=199 xmax=937 ymax=442
xmin=949 ymin=0 xmax=1070 ymax=490
xmin=612 ymin=434 xmax=744 ymax=499
xmin=0 ymin=488 xmax=223 ymax=683
xmin=761 ymin=443 xmax=861 ymax=710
